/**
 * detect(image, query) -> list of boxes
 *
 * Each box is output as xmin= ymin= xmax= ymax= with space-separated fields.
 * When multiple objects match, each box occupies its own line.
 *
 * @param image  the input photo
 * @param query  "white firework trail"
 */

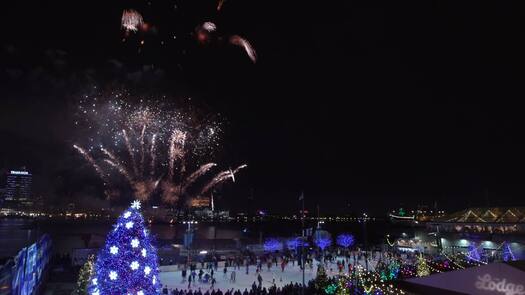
xmin=73 ymin=144 xmax=111 ymax=198
xmin=168 ymin=130 xmax=186 ymax=179
xmin=122 ymin=129 xmax=139 ymax=177
xmin=230 ymin=35 xmax=257 ymax=63
xmin=140 ymin=124 xmax=146 ymax=175
xmin=200 ymin=171 xmax=230 ymax=195
xmin=200 ymin=164 xmax=247 ymax=195
xmin=100 ymin=147 xmax=118 ymax=163
xmin=150 ymin=134 xmax=157 ymax=176
xmin=217 ymin=0 xmax=226 ymax=11
xmin=100 ymin=147 xmax=133 ymax=182
xmin=182 ymin=163 xmax=217 ymax=191
xmin=73 ymin=144 xmax=107 ymax=182
xmin=104 ymin=159 xmax=134 ymax=185
xmin=233 ymin=164 xmax=248 ymax=174
xmin=229 ymin=168 xmax=236 ymax=182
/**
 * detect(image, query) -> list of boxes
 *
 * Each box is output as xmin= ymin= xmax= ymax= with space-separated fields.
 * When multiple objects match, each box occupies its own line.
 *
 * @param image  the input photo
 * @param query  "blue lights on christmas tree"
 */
xmin=502 ymin=242 xmax=516 ymax=262
xmin=286 ymin=237 xmax=308 ymax=250
xmin=336 ymin=233 xmax=355 ymax=248
xmin=467 ymin=243 xmax=481 ymax=262
xmin=263 ymin=238 xmax=282 ymax=252
xmin=315 ymin=237 xmax=332 ymax=251
xmin=89 ymin=200 xmax=160 ymax=295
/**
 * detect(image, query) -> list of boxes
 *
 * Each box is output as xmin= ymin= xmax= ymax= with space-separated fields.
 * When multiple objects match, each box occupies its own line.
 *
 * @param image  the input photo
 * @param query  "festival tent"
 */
xmin=400 ymin=261 xmax=525 ymax=295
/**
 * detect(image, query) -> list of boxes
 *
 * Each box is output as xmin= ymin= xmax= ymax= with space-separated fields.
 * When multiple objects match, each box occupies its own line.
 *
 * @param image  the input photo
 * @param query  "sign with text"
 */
xmin=475 ymin=274 xmax=525 ymax=295
xmin=406 ymin=262 xmax=525 ymax=295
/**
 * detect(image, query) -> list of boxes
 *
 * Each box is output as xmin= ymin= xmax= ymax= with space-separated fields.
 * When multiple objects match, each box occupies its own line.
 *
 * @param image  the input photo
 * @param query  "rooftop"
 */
xmin=432 ymin=207 xmax=525 ymax=223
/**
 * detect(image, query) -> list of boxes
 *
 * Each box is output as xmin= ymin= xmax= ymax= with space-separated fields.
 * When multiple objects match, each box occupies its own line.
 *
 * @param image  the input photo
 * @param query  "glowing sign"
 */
xmin=475 ymin=274 xmax=525 ymax=295
xmin=10 ymin=171 xmax=29 ymax=175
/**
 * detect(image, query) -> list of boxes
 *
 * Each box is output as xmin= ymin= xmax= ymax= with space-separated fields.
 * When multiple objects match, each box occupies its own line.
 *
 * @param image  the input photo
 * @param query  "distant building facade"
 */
xmin=388 ymin=207 xmax=525 ymax=261
xmin=426 ymin=207 xmax=525 ymax=260
xmin=2 ymin=170 xmax=32 ymax=208
xmin=190 ymin=196 xmax=210 ymax=208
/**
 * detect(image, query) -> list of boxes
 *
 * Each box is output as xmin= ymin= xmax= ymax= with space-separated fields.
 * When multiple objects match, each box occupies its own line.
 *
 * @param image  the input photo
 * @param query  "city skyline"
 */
xmin=1 ymin=2 xmax=525 ymax=214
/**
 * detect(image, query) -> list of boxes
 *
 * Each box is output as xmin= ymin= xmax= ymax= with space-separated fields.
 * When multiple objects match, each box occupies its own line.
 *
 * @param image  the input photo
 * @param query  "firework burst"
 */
xmin=74 ymin=92 xmax=245 ymax=205
xmin=202 ymin=22 xmax=217 ymax=33
xmin=121 ymin=9 xmax=144 ymax=33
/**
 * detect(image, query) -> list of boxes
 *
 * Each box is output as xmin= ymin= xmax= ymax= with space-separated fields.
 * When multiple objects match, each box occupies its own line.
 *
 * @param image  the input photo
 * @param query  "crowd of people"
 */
xmin=158 ymin=244 xmax=434 ymax=295
xmin=159 ymin=248 xmax=382 ymax=295
xmin=162 ymin=282 xmax=310 ymax=295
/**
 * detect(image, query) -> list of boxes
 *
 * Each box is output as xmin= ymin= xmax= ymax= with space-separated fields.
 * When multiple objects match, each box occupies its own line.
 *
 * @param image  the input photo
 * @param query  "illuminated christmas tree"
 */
xmin=416 ymin=254 xmax=430 ymax=277
xmin=315 ymin=237 xmax=332 ymax=251
xmin=336 ymin=234 xmax=355 ymax=249
xmin=336 ymin=275 xmax=351 ymax=295
xmin=75 ymin=255 xmax=95 ymax=295
xmin=502 ymin=242 xmax=516 ymax=262
xmin=263 ymin=238 xmax=282 ymax=252
xmin=314 ymin=264 xmax=329 ymax=291
xmin=467 ymin=243 xmax=481 ymax=261
xmin=387 ymin=260 xmax=400 ymax=280
xmin=89 ymin=200 xmax=160 ymax=295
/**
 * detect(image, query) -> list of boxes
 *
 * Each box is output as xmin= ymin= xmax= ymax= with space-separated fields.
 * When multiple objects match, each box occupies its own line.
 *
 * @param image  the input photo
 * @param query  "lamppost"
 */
xmin=361 ymin=213 xmax=369 ymax=271
xmin=299 ymin=192 xmax=305 ymax=295
xmin=183 ymin=220 xmax=198 ymax=266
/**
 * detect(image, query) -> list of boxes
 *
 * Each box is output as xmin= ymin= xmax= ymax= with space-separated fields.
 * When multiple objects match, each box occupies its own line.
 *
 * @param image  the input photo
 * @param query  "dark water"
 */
xmin=0 ymin=219 xmax=40 ymax=258
xmin=0 ymin=218 xmax=404 ymax=258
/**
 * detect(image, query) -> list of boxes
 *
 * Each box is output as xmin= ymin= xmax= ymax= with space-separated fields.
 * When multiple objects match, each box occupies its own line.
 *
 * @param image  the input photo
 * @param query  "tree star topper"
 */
xmin=131 ymin=200 xmax=141 ymax=210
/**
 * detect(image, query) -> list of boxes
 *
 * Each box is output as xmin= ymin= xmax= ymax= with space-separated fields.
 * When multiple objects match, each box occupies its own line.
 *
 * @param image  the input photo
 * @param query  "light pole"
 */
xmin=361 ymin=213 xmax=369 ymax=271
xmin=183 ymin=220 xmax=198 ymax=266
xmin=299 ymin=192 xmax=305 ymax=295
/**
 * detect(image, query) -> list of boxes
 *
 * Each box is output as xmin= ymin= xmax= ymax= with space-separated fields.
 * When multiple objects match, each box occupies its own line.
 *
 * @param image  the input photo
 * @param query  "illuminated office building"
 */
xmin=3 ymin=170 xmax=32 ymax=206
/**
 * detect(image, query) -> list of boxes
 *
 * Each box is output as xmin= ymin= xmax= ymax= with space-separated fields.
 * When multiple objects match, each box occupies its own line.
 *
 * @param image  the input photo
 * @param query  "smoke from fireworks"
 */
xmin=121 ymin=9 xmax=144 ymax=33
xmin=74 ymin=92 xmax=246 ymax=205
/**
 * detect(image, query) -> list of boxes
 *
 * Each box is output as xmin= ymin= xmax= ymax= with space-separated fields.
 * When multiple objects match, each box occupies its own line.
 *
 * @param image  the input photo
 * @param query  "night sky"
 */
xmin=1 ymin=1 xmax=524 ymax=214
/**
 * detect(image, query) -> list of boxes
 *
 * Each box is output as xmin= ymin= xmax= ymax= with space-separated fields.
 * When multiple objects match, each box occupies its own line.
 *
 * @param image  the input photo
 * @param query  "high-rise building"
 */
xmin=3 ymin=170 xmax=32 ymax=206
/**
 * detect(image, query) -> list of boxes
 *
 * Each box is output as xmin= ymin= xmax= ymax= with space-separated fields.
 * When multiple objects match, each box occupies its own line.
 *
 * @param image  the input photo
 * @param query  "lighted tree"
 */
xmin=502 ymin=242 xmax=516 ymax=262
xmin=324 ymin=283 xmax=338 ymax=294
xmin=286 ymin=237 xmax=304 ymax=250
xmin=387 ymin=260 xmax=400 ymax=280
xmin=315 ymin=237 xmax=332 ymax=251
xmin=336 ymin=275 xmax=351 ymax=295
xmin=89 ymin=201 xmax=160 ymax=295
xmin=336 ymin=234 xmax=355 ymax=249
xmin=263 ymin=238 xmax=281 ymax=252
xmin=314 ymin=264 xmax=329 ymax=291
xmin=467 ymin=244 xmax=481 ymax=261
xmin=416 ymin=254 xmax=430 ymax=277
xmin=75 ymin=255 xmax=95 ymax=295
